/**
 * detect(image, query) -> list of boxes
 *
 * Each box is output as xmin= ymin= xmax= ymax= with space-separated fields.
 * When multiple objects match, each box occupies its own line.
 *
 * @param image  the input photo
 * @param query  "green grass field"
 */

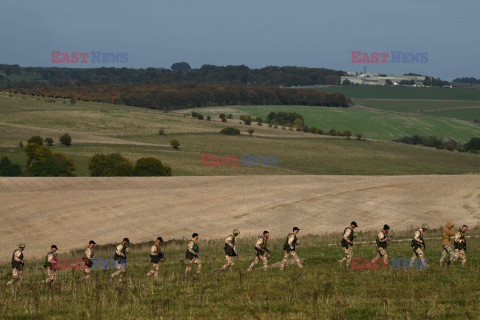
xmin=355 ymin=99 xmax=480 ymax=114
xmin=3 ymin=93 xmax=480 ymax=176
xmin=2 ymin=230 xmax=480 ymax=319
xmin=314 ymin=86 xmax=480 ymax=100
xmin=423 ymin=108 xmax=480 ymax=121
xmin=185 ymin=105 xmax=480 ymax=142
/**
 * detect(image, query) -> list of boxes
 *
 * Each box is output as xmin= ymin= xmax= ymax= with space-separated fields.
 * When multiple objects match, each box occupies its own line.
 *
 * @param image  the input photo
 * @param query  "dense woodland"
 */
xmin=9 ymin=84 xmax=349 ymax=110
xmin=0 ymin=64 xmax=344 ymax=88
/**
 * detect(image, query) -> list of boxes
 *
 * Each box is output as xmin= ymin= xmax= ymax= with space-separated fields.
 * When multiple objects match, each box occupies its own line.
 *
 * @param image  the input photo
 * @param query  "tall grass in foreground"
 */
xmin=1 ymin=230 xmax=480 ymax=319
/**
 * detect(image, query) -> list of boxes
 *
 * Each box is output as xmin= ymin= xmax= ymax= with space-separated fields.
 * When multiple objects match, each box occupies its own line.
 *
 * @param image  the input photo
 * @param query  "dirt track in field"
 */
xmin=1 ymin=175 xmax=480 ymax=261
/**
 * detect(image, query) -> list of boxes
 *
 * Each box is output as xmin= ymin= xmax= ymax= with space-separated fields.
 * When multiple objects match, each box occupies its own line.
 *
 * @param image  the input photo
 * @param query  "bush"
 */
xmin=59 ymin=133 xmax=72 ymax=146
xmin=257 ymin=122 xmax=262 ymax=126
xmin=342 ymin=130 xmax=352 ymax=137
xmin=158 ymin=128 xmax=165 ymax=135
xmin=197 ymin=114 xmax=204 ymax=120
xmin=112 ymin=161 xmax=135 ymax=176
xmin=245 ymin=118 xmax=252 ymax=125
xmin=0 ymin=156 xmax=22 ymax=176
xmin=219 ymin=113 xmax=226 ymax=119
xmin=356 ymin=134 xmax=362 ymax=140
xmin=248 ymin=129 xmax=254 ymax=135
xmin=30 ymin=153 xmax=76 ymax=177
xmin=227 ymin=114 xmax=233 ymax=119
xmin=70 ymin=97 xmax=76 ymax=105
xmin=328 ymin=129 xmax=338 ymax=136
xmin=191 ymin=112 xmax=198 ymax=118
xmin=88 ymin=153 xmax=129 ymax=177
xmin=28 ymin=136 xmax=43 ymax=146
xmin=465 ymin=137 xmax=480 ymax=152
xmin=135 ymin=157 xmax=172 ymax=176
xmin=221 ymin=117 xmax=227 ymax=123
xmin=207 ymin=116 xmax=211 ymax=121
xmin=220 ymin=127 xmax=240 ymax=135
xmin=18 ymin=141 xmax=23 ymax=148
xmin=170 ymin=139 xmax=180 ymax=149
xmin=45 ymin=137 xmax=54 ymax=146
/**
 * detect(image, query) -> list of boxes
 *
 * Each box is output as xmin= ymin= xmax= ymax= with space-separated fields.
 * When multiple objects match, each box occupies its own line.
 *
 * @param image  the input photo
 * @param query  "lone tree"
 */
xmin=27 ymin=136 xmax=43 ymax=146
xmin=135 ymin=157 xmax=172 ymax=176
xmin=464 ymin=137 xmax=480 ymax=152
xmin=170 ymin=139 xmax=180 ymax=149
xmin=248 ymin=129 xmax=254 ymax=135
xmin=59 ymin=133 xmax=72 ymax=146
xmin=171 ymin=62 xmax=191 ymax=71
xmin=45 ymin=137 xmax=54 ymax=146
xmin=220 ymin=127 xmax=240 ymax=135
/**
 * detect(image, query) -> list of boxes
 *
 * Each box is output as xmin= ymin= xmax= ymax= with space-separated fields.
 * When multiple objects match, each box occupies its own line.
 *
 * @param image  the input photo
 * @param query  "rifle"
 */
xmin=422 ymin=243 xmax=426 ymax=251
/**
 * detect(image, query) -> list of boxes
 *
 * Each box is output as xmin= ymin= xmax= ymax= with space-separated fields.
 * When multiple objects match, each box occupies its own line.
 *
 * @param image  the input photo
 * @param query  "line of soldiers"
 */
xmin=338 ymin=221 xmax=469 ymax=269
xmin=5 ymin=222 xmax=470 ymax=287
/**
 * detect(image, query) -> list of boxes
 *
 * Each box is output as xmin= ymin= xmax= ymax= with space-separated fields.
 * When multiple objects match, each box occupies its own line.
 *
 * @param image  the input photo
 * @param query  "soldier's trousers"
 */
xmin=440 ymin=245 xmax=455 ymax=266
xmin=42 ymin=268 xmax=57 ymax=284
xmin=280 ymin=250 xmax=303 ymax=270
xmin=185 ymin=258 xmax=201 ymax=275
xmin=247 ymin=254 xmax=268 ymax=271
xmin=111 ymin=260 xmax=126 ymax=281
xmin=83 ymin=267 xmax=92 ymax=281
xmin=339 ymin=246 xmax=353 ymax=267
xmin=6 ymin=268 xmax=23 ymax=286
xmin=146 ymin=263 xmax=159 ymax=278
xmin=453 ymin=249 xmax=466 ymax=267
xmin=410 ymin=247 xmax=428 ymax=267
xmin=220 ymin=255 xmax=235 ymax=271
xmin=372 ymin=247 xmax=388 ymax=265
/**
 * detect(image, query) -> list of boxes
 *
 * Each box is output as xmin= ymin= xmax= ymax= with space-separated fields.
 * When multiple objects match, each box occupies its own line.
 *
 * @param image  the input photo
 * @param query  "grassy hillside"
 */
xmin=423 ymin=108 xmax=480 ymax=121
xmin=2 ymin=93 xmax=480 ymax=176
xmin=355 ymin=99 xmax=480 ymax=113
xmin=313 ymin=86 xmax=480 ymax=100
xmin=185 ymin=105 xmax=480 ymax=142
xmin=2 ymin=231 xmax=480 ymax=319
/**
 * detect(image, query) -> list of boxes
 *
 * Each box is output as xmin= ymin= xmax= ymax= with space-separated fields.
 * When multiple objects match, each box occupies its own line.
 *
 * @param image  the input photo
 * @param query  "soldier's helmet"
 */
xmin=422 ymin=223 xmax=429 ymax=230
xmin=233 ymin=229 xmax=240 ymax=235
xmin=18 ymin=243 xmax=26 ymax=248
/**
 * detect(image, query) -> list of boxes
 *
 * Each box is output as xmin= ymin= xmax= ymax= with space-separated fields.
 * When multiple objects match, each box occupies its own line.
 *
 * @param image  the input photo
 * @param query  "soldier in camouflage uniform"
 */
xmin=220 ymin=229 xmax=240 ymax=272
xmin=440 ymin=221 xmax=455 ymax=268
xmin=41 ymin=245 xmax=59 ymax=284
xmin=110 ymin=238 xmax=129 ymax=282
xmin=146 ymin=237 xmax=164 ymax=279
xmin=371 ymin=225 xmax=391 ymax=266
xmin=81 ymin=240 xmax=96 ymax=282
xmin=338 ymin=221 xmax=358 ymax=268
xmin=6 ymin=243 xmax=26 ymax=287
xmin=280 ymin=227 xmax=304 ymax=270
xmin=409 ymin=224 xmax=429 ymax=268
xmin=453 ymin=225 xmax=468 ymax=268
xmin=185 ymin=233 xmax=201 ymax=276
xmin=246 ymin=231 xmax=270 ymax=272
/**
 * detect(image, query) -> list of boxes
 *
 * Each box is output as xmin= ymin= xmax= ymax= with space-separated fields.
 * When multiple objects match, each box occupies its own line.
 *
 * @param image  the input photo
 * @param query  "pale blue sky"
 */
xmin=1 ymin=0 xmax=478 ymax=80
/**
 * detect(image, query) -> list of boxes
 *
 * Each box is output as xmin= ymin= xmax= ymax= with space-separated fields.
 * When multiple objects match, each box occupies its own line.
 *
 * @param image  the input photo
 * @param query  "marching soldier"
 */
xmin=371 ymin=225 xmax=391 ymax=266
xmin=185 ymin=233 xmax=201 ymax=276
xmin=6 ymin=243 xmax=26 ymax=287
xmin=409 ymin=224 xmax=429 ymax=268
xmin=440 ymin=221 xmax=455 ymax=268
xmin=220 ymin=229 xmax=240 ymax=272
xmin=453 ymin=225 xmax=468 ymax=268
xmin=338 ymin=221 xmax=358 ymax=268
xmin=41 ymin=245 xmax=59 ymax=284
xmin=247 ymin=231 xmax=270 ymax=272
xmin=81 ymin=240 xmax=96 ymax=281
xmin=110 ymin=238 xmax=129 ymax=282
xmin=146 ymin=237 xmax=164 ymax=279
xmin=280 ymin=227 xmax=304 ymax=270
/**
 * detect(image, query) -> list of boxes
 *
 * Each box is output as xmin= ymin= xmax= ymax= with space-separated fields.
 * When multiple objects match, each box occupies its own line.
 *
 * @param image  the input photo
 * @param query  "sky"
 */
xmin=1 ymin=0 xmax=479 ymax=81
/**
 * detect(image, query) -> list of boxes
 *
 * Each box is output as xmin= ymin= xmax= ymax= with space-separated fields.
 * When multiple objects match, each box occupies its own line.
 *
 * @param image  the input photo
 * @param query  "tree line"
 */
xmin=0 ymin=64 xmax=344 ymax=89
xmin=7 ymin=84 xmax=349 ymax=110
xmin=393 ymin=135 xmax=480 ymax=153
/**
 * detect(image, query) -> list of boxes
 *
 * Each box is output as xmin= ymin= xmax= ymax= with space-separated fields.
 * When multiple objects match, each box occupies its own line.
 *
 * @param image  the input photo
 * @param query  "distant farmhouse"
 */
xmin=341 ymin=72 xmax=426 ymax=86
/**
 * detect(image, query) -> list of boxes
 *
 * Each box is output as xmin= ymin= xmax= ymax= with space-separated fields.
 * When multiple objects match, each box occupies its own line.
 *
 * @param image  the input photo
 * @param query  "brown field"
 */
xmin=1 ymin=175 xmax=479 ymax=262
